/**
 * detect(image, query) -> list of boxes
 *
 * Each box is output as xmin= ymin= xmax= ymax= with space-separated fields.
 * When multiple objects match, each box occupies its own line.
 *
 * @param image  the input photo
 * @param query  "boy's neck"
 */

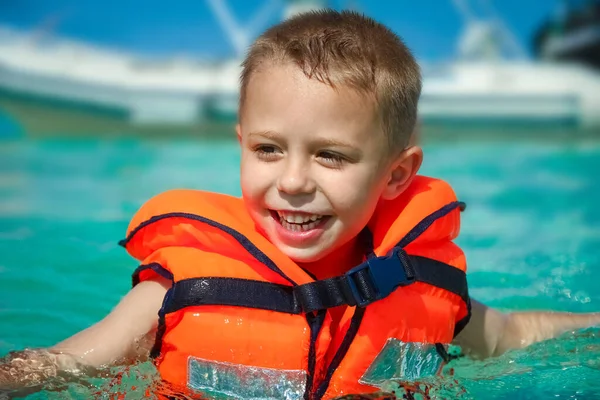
xmin=298 ymin=237 xmax=365 ymax=281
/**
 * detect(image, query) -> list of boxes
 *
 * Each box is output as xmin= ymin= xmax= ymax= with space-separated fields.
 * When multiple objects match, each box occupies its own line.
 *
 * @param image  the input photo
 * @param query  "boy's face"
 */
xmin=238 ymin=62 xmax=418 ymax=263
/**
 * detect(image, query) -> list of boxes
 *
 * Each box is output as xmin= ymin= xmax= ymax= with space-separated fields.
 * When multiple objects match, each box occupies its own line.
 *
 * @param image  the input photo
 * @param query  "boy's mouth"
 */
xmin=270 ymin=210 xmax=330 ymax=232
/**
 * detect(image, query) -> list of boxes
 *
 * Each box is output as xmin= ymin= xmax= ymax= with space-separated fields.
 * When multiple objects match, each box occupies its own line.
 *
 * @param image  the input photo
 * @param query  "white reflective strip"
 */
xmin=359 ymin=339 xmax=445 ymax=388
xmin=187 ymin=356 xmax=307 ymax=400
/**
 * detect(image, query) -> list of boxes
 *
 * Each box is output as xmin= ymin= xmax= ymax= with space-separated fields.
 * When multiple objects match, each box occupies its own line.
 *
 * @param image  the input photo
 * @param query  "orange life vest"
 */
xmin=120 ymin=175 xmax=470 ymax=399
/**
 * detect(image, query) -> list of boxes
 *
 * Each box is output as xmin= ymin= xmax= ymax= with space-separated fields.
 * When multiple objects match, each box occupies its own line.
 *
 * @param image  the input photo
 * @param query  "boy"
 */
xmin=2 ymin=9 xmax=600 ymax=399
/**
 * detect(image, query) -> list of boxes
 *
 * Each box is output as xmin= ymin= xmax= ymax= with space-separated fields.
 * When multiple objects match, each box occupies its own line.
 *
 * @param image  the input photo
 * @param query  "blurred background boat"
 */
xmin=420 ymin=1 xmax=600 ymax=135
xmin=0 ymin=0 xmax=599 ymax=138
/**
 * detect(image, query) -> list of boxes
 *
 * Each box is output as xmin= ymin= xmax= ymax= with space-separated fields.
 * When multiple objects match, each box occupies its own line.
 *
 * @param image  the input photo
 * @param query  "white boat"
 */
xmin=0 ymin=0 xmax=599 ymax=137
xmin=420 ymin=61 xmax=600 ymax=130
xmin=0 ymin=23 xmax=242 ymax=136
xmin=419 ymin=0 xmax=600 ymax=132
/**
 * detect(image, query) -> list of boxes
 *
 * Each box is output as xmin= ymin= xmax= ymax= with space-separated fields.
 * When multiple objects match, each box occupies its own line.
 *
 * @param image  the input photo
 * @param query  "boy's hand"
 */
xmin=0 ymin=350 xmax=80 ymax=391
xmin=454 ymin=298 xmax=600 ymax=358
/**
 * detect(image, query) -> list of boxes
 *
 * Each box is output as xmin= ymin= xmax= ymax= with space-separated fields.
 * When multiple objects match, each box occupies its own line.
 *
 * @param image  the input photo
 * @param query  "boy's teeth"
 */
xmin=280 ymin=219 xmax=321 ymax=232
xmin=277 ymin=211 xmax=322 ymax=224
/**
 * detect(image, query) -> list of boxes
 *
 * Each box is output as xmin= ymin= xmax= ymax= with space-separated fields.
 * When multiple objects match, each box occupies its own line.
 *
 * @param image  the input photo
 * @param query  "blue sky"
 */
xmin=0 ymin=0 xmax=559 ymax=61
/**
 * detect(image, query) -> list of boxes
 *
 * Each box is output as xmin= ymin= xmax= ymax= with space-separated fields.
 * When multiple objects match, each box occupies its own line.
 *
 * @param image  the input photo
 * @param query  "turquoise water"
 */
xmin=1 ymin=137 xmax=600 ymax=399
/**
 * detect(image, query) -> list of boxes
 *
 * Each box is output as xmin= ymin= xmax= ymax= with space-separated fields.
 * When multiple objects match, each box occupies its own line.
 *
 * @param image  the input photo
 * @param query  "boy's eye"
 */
xmin=318 ymin=151 xmax=346 ymax=167
xmin=254 ymin=144 xmax=281 ymax=160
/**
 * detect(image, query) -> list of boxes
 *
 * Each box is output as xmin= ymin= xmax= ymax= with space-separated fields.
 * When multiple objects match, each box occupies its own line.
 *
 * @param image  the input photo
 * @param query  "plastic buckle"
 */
xmin=346 ymin=248 xmax=414 ymax=307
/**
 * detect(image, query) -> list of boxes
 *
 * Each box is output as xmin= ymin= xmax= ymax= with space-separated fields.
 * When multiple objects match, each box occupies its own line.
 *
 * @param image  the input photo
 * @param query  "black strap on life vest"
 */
xmin=162 ymin=250 xmax=469 ymax=318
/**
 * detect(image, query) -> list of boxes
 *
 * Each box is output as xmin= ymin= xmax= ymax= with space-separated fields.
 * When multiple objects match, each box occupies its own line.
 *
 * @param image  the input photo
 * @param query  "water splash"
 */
xmin=2 ymin=328 xmax=599 ymax=400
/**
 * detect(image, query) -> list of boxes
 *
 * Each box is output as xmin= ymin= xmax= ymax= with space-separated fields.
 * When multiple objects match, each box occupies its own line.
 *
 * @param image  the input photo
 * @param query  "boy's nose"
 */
xmin=276 ymin=159 xmax=316 ymax=195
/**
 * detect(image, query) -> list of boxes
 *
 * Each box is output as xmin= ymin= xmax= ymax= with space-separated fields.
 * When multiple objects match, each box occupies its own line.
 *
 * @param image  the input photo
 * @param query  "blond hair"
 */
xmin=240 ymin=9 xmax=422 ymax=152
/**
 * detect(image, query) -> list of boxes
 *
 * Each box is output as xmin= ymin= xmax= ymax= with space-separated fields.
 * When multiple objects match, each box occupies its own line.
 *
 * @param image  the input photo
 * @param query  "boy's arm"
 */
xmin=0 ymin=277 xmax=170 ymax=390
xmin=454 ymin=298 xmax=600 ymax=359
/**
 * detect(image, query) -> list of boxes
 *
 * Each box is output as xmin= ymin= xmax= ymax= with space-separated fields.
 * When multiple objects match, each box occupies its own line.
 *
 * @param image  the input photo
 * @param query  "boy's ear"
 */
xmin=381 ymin=146 xmax=423 ymax=200
xmin=236 ymin=124 xmax=242 ymax=143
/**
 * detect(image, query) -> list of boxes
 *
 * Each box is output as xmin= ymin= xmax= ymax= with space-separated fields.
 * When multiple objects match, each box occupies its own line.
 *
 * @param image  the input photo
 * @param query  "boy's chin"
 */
xmin=281 ymin=245 xmax=329 ymax=264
